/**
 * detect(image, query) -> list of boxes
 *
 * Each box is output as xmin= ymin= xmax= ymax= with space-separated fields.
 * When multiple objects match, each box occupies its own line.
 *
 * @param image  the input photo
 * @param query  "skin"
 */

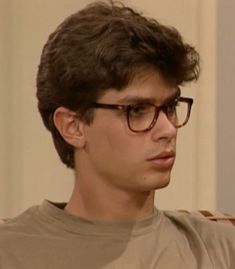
xmin=54 ymin=70 xmax=178 ymax=221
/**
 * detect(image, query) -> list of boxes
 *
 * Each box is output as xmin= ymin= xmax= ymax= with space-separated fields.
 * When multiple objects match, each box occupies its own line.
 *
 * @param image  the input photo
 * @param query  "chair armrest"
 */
xmin=179 ymin=210 xmax=235 ymax=226
xmin=0 ymin=218 xmax=8 ymax=224
xmin=198 ymin=210 xmax=235 ymax=226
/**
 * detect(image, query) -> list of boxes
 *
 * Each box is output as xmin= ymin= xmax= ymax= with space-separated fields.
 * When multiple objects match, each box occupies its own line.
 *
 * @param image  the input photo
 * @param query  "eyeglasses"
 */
xmin=91 ymin=97 xmax=193 ymax=133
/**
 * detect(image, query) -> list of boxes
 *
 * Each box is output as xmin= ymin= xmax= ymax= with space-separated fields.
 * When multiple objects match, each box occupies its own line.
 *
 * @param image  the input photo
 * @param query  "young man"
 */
xmin=0 ymin=1 xmax=234 ymax=268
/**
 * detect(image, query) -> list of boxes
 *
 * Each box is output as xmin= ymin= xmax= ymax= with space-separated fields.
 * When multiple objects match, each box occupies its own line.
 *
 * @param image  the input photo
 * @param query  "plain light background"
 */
xmin=0 ymin=0 xmax=234 ymax=217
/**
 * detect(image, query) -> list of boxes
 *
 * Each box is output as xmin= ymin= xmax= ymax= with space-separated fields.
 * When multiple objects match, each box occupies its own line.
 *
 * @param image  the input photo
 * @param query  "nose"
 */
xmin=151 ymin=110 xmax=177 ymax=141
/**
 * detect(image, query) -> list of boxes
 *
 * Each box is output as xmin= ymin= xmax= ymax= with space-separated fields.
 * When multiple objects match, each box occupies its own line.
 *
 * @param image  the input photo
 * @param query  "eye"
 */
xmin=128 ymin=103 xmax=153 ymax=117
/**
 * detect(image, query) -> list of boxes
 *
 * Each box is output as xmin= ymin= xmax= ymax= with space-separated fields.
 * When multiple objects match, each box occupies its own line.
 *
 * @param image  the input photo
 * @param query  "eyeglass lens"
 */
xmin=127 ymin=101 xmax=189 ymax=131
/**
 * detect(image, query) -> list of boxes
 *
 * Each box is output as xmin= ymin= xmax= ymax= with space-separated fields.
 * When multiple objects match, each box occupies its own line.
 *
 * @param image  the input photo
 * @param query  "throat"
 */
xmin=65 ymin=184 xmax=155 ymax=221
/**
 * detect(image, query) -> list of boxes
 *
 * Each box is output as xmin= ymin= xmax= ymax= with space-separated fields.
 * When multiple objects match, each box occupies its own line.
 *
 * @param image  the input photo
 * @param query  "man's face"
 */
xmin=79 ymin=70 xmax=178 ymax=194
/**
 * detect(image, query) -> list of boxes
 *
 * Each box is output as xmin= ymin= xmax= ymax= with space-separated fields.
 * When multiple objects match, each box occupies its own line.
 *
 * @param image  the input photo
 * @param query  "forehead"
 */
xmin=99 ymin=70 xmax=179 ymax=104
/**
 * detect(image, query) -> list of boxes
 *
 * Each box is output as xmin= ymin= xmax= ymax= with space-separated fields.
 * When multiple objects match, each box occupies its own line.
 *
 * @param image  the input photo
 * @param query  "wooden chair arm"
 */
xmin=179 ymin=210 xmax=235 ymax=226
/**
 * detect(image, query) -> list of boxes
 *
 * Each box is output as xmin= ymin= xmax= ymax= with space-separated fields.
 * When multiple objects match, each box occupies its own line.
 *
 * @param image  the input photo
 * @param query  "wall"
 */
xmin=0 ymin=0 xmax=220 ymax=217
xmin=216 ymin=1 xmax=235 ymax=214
xmin=0 ymin=0 xmax=10 ymax=217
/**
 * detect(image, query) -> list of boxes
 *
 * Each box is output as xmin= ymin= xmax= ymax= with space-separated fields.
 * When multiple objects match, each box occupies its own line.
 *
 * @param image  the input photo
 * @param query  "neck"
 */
xmin=65 ymin=176 xmax=155 ymax=221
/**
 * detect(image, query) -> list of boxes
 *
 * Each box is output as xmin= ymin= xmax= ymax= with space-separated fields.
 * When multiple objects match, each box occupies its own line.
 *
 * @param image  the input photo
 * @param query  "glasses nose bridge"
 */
xmin=148 ymin=105 xmax=167 ymax=130
xmin=153 ymin=104 xmax=168 ymax=121
xmin=150 ymin=104 xmax=159 ymax=124
xmin=151 ymin=104 xmax=175 ymax=130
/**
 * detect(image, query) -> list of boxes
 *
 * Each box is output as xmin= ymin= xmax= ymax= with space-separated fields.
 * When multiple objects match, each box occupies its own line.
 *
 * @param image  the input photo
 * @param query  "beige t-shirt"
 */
xmin=0 ymin=200 xmax=234 ymax=269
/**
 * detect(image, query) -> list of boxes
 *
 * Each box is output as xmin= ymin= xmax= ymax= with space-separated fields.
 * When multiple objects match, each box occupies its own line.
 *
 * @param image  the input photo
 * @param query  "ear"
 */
xmin=53 ymin=107 xmax=86 ymax=148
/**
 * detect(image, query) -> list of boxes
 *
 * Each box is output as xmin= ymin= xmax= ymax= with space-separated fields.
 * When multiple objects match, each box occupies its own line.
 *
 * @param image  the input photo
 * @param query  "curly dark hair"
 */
xmin=36 ymin=0 xmax=200 ymax=169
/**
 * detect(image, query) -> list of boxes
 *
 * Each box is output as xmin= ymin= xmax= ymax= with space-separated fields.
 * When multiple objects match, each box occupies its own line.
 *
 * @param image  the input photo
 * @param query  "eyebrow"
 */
xmin=117 ymin=87 xmax=181 ymax=104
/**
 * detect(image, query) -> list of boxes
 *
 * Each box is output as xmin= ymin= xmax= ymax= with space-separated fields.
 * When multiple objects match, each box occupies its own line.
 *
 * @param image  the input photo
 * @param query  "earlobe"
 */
xmin=53 ymin=107 xmax=86 ymax=148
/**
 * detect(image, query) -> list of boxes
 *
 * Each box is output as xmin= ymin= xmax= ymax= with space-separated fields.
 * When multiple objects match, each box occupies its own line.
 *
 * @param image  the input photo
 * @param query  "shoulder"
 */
xmin=163 ymin=209 xmax=235 ymax=237
xmin=163 ymin=210 xmax=235 ymax=266
xmin=0 ymin=204 xmax=46 ymax=259
xmin=163 ymin=210 xmax=235 ymax=263
xmin=0 ymin=205 xmax=42 ymax=238
xmin=0 ymin=200 xmax=67 ymax=240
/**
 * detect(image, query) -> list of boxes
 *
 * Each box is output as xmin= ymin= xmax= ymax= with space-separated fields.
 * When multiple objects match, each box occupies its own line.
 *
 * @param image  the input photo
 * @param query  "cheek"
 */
xmin=104 ymin=128 xmax=142 ymax=161
xmin=104 ymin=136 xmax=131 ymax=164
xmin=90 ymin=127 xmax=139 ymax=168
xmin=84 ymin=114 xmax=147 ymax=172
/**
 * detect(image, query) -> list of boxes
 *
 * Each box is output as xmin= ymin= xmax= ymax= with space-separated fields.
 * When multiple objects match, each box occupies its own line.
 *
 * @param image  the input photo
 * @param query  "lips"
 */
xmin=147 ymin=151 xmax=175 ymax=170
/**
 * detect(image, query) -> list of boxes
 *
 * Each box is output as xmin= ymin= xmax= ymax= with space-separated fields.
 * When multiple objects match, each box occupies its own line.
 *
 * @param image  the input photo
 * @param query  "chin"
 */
xmin=142 ymin=171 xmax=172 ymax=191
xmin=155 ymin=179 xmax=171 ymax=190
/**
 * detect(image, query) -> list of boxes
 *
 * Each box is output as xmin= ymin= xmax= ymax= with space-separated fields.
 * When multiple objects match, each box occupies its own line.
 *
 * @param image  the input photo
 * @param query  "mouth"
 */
xmin=147 ymin=151 xmax=176 ymax=170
